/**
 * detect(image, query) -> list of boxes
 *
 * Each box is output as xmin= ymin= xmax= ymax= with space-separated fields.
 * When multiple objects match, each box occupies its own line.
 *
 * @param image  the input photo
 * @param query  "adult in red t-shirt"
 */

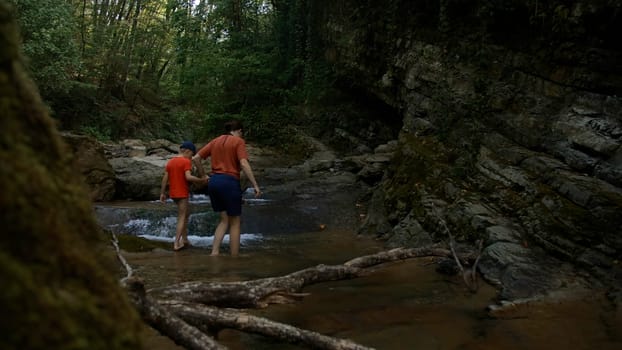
xmin=193 ymin=120 xmax=261 ymax=256
xmin=160 ymin=141 xmax=207 ymax=251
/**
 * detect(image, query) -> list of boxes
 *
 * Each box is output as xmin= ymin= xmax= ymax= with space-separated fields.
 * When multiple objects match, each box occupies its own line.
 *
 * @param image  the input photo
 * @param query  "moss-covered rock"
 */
xmin=116 ymin=234 xmax=172 ymax=253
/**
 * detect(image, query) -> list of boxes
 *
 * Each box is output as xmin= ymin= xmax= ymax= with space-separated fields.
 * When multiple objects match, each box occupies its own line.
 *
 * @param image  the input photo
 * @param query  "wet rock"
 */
xmin=577 ymin=249 xmax=615 ymax=269
xmin=109 ymin=157 xmax=166 ymax=200
xmin=594 ymin=148 xmax=622 ymax=187
xmin=374 ymin=140 xmax=398 ymax=153
xmin=436 ymin=258 xmax=459 ymax=276
xmin=403 ymin=117 xmax=436 ymax=136
xmin=386 ymin=211 xmax=433 ymax=248
xmin=350 ymin=151 xmax=394 ymax=185
xmin=122 ymin=139 xmax=148 ymax=157
xmin=61 ymin=132 xmax=116 ymax=201
xmin=146 ymin=139 xmax=179 ymax=156
xmin=545 ymin=169 xmax=622 ymax=209
xmin=358 ymin=187 xmax=392 ymax=237
xmin=478 ymin=242 xmax=583 ymax=300
xmin=485 ymin=225 xmax=521 ymax=244
xmin=261 ymin=167 xmax=306 ymax=184
xmin=553 ymin=112 xmax=621 ymax=156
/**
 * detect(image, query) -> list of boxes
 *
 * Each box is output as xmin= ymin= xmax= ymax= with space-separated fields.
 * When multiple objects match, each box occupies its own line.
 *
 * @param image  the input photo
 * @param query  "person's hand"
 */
xmin=197 ymin=176 xmax=208 ymax=186
xmin=160 ymin=193 xmax=166 ymax=203
xmin=253 ymin=186 xmax=261 ymax=198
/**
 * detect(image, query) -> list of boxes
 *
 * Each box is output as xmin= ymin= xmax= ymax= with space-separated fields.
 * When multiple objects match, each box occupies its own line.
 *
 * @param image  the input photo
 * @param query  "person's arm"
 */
xmin=185 ymin=170 xmax=208 ymax=184
xmin=192 ymin=154 xmax=207 ymax=178
xmin=159 ymin=171 xmax=168 ymax=202
xmin=240 ymin=158 xmax=260 ymax=197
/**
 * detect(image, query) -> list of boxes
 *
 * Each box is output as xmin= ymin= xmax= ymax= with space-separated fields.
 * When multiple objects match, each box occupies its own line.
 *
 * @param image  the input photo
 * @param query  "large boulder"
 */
xmin=61 ymin=133 xmax=116 ymax=201
xmin=109 ymin=156 xmax=168 ymax=201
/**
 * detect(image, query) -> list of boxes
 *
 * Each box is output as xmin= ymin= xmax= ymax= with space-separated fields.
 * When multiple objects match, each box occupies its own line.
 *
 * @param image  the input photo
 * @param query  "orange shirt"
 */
xmin=197 ymin=135 xmax=249 ymax=179
xmin=165 ymin=156 xmax=192 ymax=198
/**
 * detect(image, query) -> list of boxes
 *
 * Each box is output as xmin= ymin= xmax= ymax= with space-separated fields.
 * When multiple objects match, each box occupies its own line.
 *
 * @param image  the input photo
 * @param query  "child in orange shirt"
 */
xmin=160 ymin=141 xmax=208 ymax=251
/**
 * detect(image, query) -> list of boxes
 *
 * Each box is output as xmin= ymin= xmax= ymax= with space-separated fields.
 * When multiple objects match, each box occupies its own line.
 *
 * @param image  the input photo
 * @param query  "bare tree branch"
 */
xmin=111 ymin=231 xmax=134 ymax=284
xmin=149 ymin=264 xmax=362 ymax=308
xmin=117 ymin=242 xmax=481 ymax=349
xmin=429 ymin=203 xmax=482 ymax=292
xmin=344 ymin=246 xmax=452 ymax=268
xmin=125 ymin=277 xmax=226 ymax=350
xmin=162 ymin=300 xmax=375 ymax=350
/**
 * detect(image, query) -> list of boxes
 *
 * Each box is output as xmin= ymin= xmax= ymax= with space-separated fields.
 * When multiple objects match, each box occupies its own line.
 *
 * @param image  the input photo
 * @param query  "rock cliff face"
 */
xmin=317 ymin=0 xmax=622 ymax=298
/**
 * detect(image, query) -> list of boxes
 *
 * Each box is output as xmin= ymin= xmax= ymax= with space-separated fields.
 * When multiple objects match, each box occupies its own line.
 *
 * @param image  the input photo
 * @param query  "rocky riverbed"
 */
xmin=67 ymin=132 xmax=621 ymax=314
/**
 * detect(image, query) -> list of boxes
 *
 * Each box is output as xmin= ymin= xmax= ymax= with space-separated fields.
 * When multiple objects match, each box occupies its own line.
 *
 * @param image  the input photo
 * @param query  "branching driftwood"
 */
xmin=126 ymin=278 xmax=227 ymax=350
xmin=161 ymin=300 xmax=372 ymax=350
xmin=431 ymin=203 xmax=484 ymax=292
xmin=112 ymin=232 xmax=476 ymax=349
xmin=149 ymin=264 xmax=361 ymax=308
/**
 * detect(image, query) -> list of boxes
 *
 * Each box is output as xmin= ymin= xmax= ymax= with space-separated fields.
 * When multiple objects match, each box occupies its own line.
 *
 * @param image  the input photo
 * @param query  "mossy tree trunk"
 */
xmin=0 ymin=2 xmax=143 ymax=349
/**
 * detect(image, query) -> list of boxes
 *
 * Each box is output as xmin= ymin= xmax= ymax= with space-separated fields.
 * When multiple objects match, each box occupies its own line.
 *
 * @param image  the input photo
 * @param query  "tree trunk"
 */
xmin=163 ymin=300 xmax=374 ymax=350
xmin=150 ymin=264 xmax=362 ymax=308
xmin=125 ymin=278 xmax=227 ymax=350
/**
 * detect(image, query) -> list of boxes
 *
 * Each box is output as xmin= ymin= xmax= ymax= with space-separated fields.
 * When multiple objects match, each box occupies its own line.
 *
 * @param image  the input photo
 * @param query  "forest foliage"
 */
xmin=9 ymin=0 xmax=333 ymax=146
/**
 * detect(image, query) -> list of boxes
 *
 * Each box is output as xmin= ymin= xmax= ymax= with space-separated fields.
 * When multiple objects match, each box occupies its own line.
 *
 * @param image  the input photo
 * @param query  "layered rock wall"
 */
xmin=317 ymin=0 xmax=622 ymax=297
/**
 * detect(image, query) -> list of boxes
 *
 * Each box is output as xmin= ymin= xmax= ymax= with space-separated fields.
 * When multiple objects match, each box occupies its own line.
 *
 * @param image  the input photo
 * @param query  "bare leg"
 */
xmin=211 ymin=211 xmax=228 ymax=256
xmin=174 ymin=198 xmax=189 ymax=251
xmin=182 ymin=204 xmax=191 ymax=246
xmin=228 ymin=215 xmax=241 ymax=256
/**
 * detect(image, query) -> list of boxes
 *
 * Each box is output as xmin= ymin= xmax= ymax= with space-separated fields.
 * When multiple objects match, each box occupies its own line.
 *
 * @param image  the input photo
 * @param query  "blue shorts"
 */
xmin=208 ymin=173 xmax=242 ymax=216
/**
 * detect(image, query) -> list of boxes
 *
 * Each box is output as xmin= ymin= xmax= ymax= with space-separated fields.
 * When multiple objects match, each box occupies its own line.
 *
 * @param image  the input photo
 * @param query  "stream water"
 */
xmin=95 ymin=197 xmax=622 ymax=350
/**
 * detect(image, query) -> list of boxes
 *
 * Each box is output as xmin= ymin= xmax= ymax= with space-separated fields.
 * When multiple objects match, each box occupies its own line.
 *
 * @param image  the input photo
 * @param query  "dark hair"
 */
xmin=224 ymin=120 xmax=243 ymax=133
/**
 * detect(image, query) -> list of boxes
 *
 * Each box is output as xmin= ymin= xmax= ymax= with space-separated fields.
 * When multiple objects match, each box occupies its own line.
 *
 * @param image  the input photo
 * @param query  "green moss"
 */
xmin=381 ymin=134 xmax=454 ymax=222
xmin=1 ymin=4 xmax=143 ymax=348
xmin=116 ymin=234 xmax=172 ymax=252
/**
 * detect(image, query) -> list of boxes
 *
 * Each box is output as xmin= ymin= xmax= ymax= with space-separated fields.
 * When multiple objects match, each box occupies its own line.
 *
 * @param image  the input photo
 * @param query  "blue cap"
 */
xmin=180 ymin=141 xmax=196 ymax=154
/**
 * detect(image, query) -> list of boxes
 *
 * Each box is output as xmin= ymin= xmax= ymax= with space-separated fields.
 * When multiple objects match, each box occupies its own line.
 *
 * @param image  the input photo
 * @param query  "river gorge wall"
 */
xmin=316 ymin=0 xmax=622 ymax=298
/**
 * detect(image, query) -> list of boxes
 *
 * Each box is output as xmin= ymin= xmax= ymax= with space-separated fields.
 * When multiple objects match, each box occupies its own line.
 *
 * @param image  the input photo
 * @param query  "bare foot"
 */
xmin=173 ymin=242 xmax=186 ymax=251
xmin=210 ymin=252 xmax=219 ymax=256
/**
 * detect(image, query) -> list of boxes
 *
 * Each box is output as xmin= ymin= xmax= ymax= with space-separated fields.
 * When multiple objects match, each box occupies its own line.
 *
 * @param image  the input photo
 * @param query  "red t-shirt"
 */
xmin=165 ymin=156 xmax=192 ymax=198
xmin=197 ymin=135 xmax=249 ymax=179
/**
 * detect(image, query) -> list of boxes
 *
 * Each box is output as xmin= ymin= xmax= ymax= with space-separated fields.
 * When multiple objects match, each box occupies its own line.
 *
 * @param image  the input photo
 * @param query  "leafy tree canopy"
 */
xmin=9 ymin=0 xmax=333 ymax=149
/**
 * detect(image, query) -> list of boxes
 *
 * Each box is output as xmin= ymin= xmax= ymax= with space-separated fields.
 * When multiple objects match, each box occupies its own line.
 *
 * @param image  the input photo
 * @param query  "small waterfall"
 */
xmin=94 ymin=188 xmax=328 ymax=248
xmin=94 ymin=191 xmax=283 ymax=248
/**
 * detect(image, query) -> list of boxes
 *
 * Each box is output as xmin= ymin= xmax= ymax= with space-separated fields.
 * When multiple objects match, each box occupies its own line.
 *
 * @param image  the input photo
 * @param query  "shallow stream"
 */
xmin=96 ymin=198 xmax=621 ymax=350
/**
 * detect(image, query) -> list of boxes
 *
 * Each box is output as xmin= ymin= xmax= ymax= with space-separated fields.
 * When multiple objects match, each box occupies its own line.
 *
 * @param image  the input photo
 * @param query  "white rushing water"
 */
xmin=137 ymin=232 xmax=264 ymax=248
xmin=95 ymin=184 xmax=337 ymax=251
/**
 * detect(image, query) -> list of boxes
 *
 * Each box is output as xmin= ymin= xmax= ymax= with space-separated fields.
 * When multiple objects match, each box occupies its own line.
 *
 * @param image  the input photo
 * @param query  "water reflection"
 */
xmin=127 ymin=230 xmax=621 ymax=350
xmin=94 ymin=191 xmax=325 ymax=247
xmin=100 ymin=197 xmax=621 ymax=350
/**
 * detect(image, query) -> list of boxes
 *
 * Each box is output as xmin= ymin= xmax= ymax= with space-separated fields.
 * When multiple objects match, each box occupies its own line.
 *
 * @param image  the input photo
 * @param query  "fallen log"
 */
xmin=125 ymin=277 xmax=226 ymax=350
xmin=161 ymin=300 xmax=375 ymax=350
xmin=344 ymin=246 xmax=452 ymax=268
xmin=149 ymin=264 xmax=363 ymax=308
xmin=116 ymin=239 xmax=481 ymax=349
xmin=114 ymin=233 xmax=225 ymax=349
xmin=150 ymin=245 xmax=457 ymax=308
